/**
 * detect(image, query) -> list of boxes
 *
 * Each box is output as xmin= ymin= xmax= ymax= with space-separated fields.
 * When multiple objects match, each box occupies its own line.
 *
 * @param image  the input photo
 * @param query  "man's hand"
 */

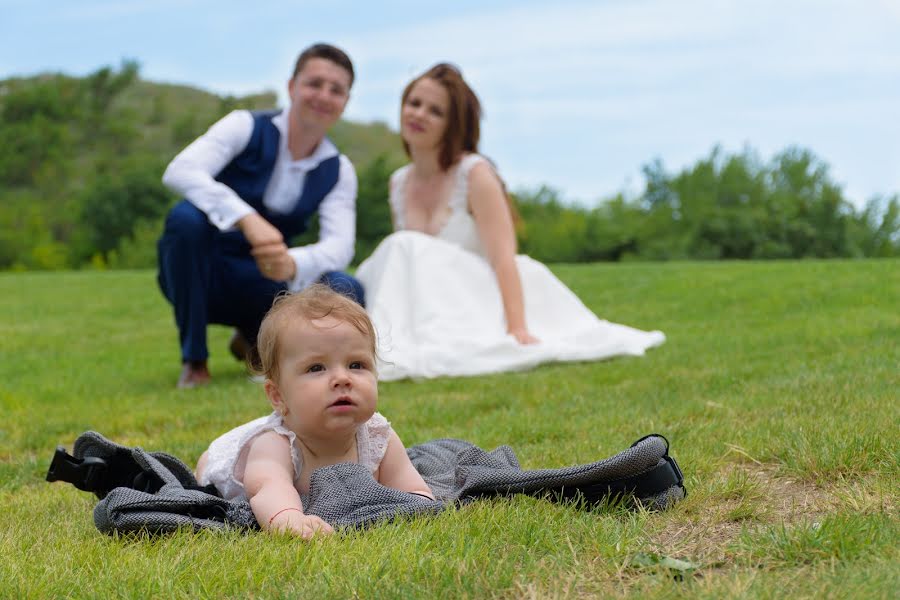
xmin=251 ymin=242 xmax=296 ymax=282
xmin=239 ymin=213 xmax=283 ymax=247
xmin=239 ymin=213 xmax=296 ymax=282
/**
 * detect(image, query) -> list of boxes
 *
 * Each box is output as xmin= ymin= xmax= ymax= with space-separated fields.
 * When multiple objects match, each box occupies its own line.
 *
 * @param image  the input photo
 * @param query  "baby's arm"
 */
xmin=243 ymin=431 xmax=334 ymax=539
xmin=377 ymin=430 xmax=435 ymax=500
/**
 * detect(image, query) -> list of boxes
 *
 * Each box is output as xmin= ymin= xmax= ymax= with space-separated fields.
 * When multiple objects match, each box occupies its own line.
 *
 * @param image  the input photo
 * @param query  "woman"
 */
xmin=356 ymin=64 xmax=664 ymax=380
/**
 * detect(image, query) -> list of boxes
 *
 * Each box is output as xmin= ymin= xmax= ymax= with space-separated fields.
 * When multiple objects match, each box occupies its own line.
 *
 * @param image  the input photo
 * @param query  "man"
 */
xmin=157 ymin=43 xmax=363 ymax=388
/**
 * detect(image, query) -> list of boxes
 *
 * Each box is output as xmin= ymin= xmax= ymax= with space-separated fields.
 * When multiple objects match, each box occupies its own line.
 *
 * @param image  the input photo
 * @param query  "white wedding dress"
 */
xmin=355 ymin=154 xmax=665 ymax=381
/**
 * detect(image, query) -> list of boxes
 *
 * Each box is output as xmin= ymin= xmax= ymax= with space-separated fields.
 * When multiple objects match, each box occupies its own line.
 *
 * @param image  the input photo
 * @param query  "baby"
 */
xmin=196 ymin=285 xmax=433 ymax=538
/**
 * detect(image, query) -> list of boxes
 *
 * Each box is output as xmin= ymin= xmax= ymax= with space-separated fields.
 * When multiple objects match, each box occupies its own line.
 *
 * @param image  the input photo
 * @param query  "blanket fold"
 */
xmin=47 ymin=431 xmax=685 ymax=534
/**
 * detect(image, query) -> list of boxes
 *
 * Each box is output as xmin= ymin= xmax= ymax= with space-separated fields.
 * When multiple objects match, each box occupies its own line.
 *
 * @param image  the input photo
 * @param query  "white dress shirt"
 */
xmin=162 ymin=109 xmax=357 ymax=291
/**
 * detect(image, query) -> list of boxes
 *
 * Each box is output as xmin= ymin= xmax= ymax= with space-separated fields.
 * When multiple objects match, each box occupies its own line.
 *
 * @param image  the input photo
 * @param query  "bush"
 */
xmin=75 ymin=153 xmax=172 ymax=263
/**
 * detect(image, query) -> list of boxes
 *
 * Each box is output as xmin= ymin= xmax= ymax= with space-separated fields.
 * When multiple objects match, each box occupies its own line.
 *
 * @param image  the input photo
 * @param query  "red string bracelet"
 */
xmin=268 ymin=507 xmax=302 ymax=526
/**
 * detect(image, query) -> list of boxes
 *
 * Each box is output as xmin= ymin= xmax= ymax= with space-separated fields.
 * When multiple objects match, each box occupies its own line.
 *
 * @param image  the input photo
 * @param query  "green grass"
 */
xmin=1 ymin=259 xmax=897 ymax=599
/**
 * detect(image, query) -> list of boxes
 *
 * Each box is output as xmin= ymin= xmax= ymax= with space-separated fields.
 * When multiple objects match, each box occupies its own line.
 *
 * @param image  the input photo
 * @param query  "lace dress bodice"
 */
xmin=388 ymin=154 xmax=490 ymax=256
xmin=199 ymin=411 xmax=393 ymax=501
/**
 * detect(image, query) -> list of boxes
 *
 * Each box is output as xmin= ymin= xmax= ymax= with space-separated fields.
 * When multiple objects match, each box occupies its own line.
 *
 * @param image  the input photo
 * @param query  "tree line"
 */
xmin=516 ymin=150 xmax=898 ymax=262
xmin=1 ymin=63 xmax=896 ymax=272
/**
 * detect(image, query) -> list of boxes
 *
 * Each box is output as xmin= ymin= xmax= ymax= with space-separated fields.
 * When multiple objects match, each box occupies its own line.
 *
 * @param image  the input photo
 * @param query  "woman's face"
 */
xmin=401 ymin=78 xmax=450 ymax=151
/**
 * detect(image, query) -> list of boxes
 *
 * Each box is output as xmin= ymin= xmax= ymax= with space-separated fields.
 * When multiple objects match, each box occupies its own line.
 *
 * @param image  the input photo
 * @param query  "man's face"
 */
xmin=287 ymin=58 xmax=351 ymax=131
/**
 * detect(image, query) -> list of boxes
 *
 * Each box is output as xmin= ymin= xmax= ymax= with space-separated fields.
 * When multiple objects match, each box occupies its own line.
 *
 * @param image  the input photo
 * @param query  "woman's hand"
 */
xmin=509 ymin=327 xmax=539 ymax=345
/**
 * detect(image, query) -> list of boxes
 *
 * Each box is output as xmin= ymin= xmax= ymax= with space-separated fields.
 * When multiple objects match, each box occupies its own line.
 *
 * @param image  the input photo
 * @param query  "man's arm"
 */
xmin=161 ymin=110 xmax=257 ymax=230
xmin=286 ymin=155 xmax=358 ymax=291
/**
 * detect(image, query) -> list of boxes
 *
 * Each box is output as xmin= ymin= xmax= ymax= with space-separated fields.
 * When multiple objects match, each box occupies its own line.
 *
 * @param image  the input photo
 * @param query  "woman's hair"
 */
xmin=292 ymin=43 xmax=355 ymax=87
xmin=401 ymin=63 xmax=481 ymax=171
xmin=401 ymin=63 xmax=519 ymax=222
xmin=255 ymin=285 xmax=376 ymax=382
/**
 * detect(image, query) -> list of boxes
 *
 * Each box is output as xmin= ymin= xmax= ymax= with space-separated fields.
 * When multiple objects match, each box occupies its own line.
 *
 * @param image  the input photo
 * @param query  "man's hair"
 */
xmin=292 ymin=43 xmax=355 ymax=87
xmin=256 ymin=284 xmax=375 ymax=382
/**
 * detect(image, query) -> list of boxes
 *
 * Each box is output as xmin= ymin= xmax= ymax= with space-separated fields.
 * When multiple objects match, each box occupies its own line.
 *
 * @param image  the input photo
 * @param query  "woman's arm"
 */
xmin=467 ymin=162 xmax=539 ymax=344
xmin=243 ymin=432 xmax=334 ymax=538
xmin=377 ymin=431 xmax=434 ymax=499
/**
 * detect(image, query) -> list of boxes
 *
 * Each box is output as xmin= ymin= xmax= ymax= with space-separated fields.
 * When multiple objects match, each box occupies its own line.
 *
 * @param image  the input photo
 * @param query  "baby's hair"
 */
xmin=255 ymin=284 xmax=376 ymax=382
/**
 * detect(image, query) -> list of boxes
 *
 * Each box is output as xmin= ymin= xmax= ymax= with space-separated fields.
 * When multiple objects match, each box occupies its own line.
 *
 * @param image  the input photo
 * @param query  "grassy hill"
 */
xmin=1 ymin=259 xmax=897 ymax=597
xmin=0 ymin=67 xmax=407 ymax=270
xmin=111 ymin=77 xmax=407 ymax=169
xmin=0 ymin=68 xmax=407 ymax=187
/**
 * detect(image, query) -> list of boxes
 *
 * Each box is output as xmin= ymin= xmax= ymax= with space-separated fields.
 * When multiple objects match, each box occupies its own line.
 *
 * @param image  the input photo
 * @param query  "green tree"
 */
xmin=354 ymin=154 xmax=397 ymax=263
xmin=583 ymin=195 xmax=642 ymax=261
xmin=0 ymin=75 xmax=80 ymax=186
xmin=82 ymin=60 xmax=140 ymax=129
xmin=75 ymin=154 xmax=172 ymax=262
xmin=515 ymin=186 xmax=591 ymax=263
xmin=847 ymin=195 xmax=900 ymax=257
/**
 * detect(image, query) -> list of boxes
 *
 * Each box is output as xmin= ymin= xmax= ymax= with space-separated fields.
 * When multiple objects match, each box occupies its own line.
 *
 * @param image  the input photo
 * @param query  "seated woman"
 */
xmin=355 ymin=63 xmax=665 ymax=381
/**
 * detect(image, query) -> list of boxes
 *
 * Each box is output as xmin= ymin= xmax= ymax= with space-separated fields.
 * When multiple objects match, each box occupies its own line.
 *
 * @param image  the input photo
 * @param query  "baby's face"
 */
xmin=270 ymin=316 xmax=377 ymax=437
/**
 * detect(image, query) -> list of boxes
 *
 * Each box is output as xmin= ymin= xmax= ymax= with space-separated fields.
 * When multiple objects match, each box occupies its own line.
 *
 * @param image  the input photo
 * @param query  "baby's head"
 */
xmin=256 ymin=285 xmax=377 ymax=384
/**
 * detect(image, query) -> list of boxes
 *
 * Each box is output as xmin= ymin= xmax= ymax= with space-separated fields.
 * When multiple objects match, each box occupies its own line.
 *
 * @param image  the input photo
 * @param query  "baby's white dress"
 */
xmin=354 ymin=154 xmax=666 ymax=381
xmin=199 ymin=411 xmax=392 ymax=501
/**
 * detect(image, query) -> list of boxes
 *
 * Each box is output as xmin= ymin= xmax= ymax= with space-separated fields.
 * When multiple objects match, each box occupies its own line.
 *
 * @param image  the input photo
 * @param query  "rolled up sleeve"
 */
xmin=161 ymin=110 xmax=256 ymax=230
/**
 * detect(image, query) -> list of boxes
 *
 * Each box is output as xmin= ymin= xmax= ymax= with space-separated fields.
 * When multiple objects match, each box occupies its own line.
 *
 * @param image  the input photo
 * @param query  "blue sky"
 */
xmin=2 ymin=0 xmax=898 ymax=208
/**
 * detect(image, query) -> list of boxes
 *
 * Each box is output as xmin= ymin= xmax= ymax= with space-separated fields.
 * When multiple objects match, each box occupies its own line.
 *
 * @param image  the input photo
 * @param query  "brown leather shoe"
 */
xmin=229 ymin=329 xmax=261 ymax=371
xmin=228 ymin=329 xmax=251 ymax=362
xmin=177 ymin=361 xmax=211 ymax=389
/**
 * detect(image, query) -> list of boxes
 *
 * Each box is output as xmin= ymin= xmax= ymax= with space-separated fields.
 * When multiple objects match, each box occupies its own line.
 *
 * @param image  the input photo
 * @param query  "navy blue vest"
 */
xmin=215 ymin=110 xmax=341 ymax=242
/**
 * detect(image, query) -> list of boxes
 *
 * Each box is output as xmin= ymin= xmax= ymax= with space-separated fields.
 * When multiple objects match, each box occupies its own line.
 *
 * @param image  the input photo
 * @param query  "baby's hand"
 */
xmin=292 ymin=514 xmax=334 ymax=540
xmin=269 ymin=508 xmax=334 ymax=539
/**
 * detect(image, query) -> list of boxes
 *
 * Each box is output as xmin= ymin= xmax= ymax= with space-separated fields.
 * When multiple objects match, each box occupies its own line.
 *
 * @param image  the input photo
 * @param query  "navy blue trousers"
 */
xmin=157 ymin=201 xmax=364 ymax=363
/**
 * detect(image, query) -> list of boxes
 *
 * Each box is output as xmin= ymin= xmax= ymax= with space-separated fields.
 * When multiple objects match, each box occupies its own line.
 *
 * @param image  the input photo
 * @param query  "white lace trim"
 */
xmin=357 ymin=412 xmax=391 ymax=469
xmin=200 ymin=411 xmax=393 ymax=501
xmin=389 ymin=165 xmax=412 ymax=229
xmin=269 ymin=419 xmax=304 ymax=487
xmin=450 ymin=153 xmax=488 ymax=211
xmin=389 ymin=154 xmax=488 ymax=232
